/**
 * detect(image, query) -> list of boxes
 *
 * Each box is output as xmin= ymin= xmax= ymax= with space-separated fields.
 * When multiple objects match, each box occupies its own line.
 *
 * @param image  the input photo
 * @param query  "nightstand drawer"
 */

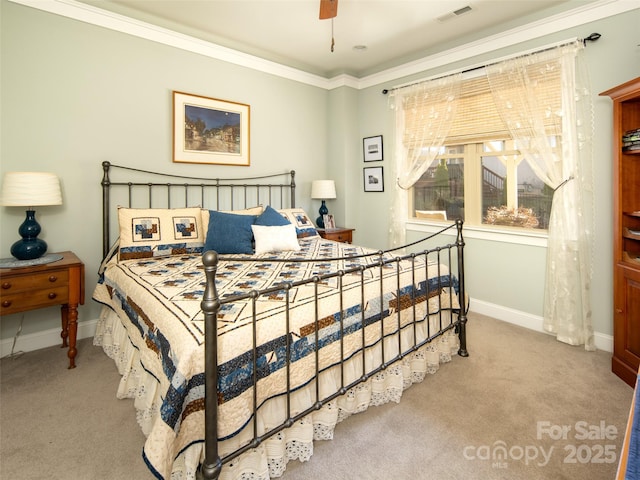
xmin=1 ymin=270 xmax=69 ymax=293
xmin=330 ymin=232 xmax=351 ymax=243
xmin=1 ymin=285 xmax=69 ymax=315
xmin=317 ymin=227 xmax=354 ymax=244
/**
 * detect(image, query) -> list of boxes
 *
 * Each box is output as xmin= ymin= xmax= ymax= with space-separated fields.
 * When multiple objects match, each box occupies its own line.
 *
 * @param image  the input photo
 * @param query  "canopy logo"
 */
xmin=463 ymin=420 xmax=619 ymax=469
xmin=463 ymin=441 xmax=553 ymax=469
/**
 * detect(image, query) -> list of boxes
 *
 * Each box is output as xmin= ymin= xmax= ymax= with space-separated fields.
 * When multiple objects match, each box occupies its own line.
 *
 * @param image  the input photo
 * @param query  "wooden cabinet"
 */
xmin=601 ymin=77 xmax=640 ymax=387
xmin=316 ymin=227 xmax=354 ymax=244
xmin=0 ymin=251 xmax=85 ymax=368
xmin=613 ymin=267 xmax=640 ymax=381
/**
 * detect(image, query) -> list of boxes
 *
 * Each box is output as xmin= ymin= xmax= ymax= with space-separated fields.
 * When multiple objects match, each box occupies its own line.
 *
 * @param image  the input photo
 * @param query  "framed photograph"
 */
xmin=323 ymin=214 xmax=336 ymax=229
xmin=363 ymin=135 xmax=383 ymax=162
xmin=363 ymin=167 xmax=384 ymax=192
xmin=173 ymin=91 xmax=250 ymax=166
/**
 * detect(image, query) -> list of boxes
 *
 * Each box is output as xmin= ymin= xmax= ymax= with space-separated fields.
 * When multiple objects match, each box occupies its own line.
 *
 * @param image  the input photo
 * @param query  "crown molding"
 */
xmin=326 ymin=73 xmax=361 ymax=91
xmin=357 ymin=0 xmax=639 ymax=90
xmin=8 ymin=0 xmax=639 ymax=91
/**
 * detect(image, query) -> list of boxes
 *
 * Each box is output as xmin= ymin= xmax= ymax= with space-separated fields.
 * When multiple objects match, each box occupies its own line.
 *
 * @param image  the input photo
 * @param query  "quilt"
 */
xmin=93 ymin=236 xmax=460 ymax=479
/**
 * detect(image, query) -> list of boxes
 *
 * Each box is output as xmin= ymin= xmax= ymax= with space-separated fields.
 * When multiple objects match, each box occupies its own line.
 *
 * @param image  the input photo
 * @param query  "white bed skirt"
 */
xmin=94 ymin=305 xmax=459 ymax=480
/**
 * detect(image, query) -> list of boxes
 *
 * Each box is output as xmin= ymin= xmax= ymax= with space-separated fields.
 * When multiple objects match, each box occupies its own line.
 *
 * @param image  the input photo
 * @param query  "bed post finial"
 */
xmin=455 ymin=220 xmax=469 ymax=357
xmin=290 ymin=170 xmax=296 ymax=208
xmin=102 ymin=162 xmax=112 ymax=258
xmin=201 ymin=250 xmax=223 ymax=480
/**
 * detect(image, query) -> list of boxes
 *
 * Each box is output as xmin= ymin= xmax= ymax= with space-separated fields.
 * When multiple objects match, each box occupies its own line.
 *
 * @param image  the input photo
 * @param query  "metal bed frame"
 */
xmin=100 ymin=161 xmax=468 ymax=480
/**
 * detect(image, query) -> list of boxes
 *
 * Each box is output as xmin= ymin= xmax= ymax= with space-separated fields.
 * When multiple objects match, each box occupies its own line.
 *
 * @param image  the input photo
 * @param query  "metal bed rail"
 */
xmin=200 ymin=220 xmax=467 ymax=480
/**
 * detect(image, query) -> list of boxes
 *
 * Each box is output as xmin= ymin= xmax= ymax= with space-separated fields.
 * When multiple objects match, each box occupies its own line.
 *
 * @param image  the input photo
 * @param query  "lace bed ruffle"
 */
xmin=95 ymin=306 xmax=459 ymax=480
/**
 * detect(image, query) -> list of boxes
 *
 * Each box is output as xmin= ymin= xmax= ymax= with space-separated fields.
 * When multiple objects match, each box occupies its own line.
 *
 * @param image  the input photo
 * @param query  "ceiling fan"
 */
xmin=319 ymin=0 xmax=338 ymax=52
xmin=319 ymin=0 xmax=338 ymax=20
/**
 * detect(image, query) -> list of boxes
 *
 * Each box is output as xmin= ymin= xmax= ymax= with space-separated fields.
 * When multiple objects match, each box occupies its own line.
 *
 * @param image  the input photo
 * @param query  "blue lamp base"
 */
xmin=11 ymin=209 xmax=48 ymax=260
xmin=316 ymin=200 xmax=329 ymax=228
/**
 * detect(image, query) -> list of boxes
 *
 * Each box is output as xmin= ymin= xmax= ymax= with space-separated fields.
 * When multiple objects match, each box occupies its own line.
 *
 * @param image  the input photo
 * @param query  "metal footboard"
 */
xmin=200 ymin=221 xmax=468 ymax=480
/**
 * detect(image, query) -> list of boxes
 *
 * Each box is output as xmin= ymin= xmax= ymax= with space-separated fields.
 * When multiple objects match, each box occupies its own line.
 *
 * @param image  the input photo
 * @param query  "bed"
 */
xmin=92 ymin=161 xmax=469 ymax=480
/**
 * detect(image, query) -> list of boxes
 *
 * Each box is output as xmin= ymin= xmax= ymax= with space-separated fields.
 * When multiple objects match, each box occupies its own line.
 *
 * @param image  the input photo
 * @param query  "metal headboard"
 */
xmin=101 ymin=161 xmax=296 ymax=258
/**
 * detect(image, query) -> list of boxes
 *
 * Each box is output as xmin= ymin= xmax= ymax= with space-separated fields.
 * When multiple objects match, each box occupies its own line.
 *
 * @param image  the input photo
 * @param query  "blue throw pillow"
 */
xmin=204 ymin=210 xmax=256 ymax=254
xmin=254 ymin=205 xmax=291 ymax=227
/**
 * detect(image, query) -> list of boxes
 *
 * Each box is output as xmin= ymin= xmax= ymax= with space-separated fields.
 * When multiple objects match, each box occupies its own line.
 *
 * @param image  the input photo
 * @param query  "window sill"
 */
xmin=406 ymin=219 xmax=548 ymax=247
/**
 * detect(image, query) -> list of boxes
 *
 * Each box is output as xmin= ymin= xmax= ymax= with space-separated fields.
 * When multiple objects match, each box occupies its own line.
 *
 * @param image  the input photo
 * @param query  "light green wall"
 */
xmin=1 ymin=0 xmax=638 ymax=344
xmin=0 ymin=0 xmax=328 ymax=339
xmin=326 ymin=87 xmax=359 ymax=228
xmin=349 ymin=84 xmax=396 ymax=247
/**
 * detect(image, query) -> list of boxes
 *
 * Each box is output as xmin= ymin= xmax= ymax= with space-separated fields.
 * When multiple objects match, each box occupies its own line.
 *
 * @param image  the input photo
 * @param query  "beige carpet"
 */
xmin=0 ymin=313 xmax=633 ymax=480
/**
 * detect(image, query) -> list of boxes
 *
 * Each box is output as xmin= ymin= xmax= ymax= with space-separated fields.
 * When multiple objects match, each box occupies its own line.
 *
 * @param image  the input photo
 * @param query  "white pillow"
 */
xmin=251 ymin=224 xmax=301 ymax=255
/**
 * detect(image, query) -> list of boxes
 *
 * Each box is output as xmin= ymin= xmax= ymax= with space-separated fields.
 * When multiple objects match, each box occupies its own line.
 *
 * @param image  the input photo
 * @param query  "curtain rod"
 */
xmin=381 ymin=33 xmax=601 ymax=95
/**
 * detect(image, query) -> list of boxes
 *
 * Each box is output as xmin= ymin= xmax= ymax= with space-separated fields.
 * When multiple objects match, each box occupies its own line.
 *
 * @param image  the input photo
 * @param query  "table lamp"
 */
xmin=311 ymin=180 xmax=336 ymax=228
xmin=0 ymin=172 xmax=63 ymax=260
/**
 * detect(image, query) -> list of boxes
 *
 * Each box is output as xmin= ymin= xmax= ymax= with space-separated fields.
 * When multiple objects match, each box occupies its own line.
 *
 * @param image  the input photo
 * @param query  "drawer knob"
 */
xmin=1 ymin=282 xmax=11 ymax=290
xmin=48 ymin=292 xmax=57 ymax=300
xmin=1 ymin=300 xmax=11 ymax=308
xmin=48 ymin=275 xmax=58 ymax=283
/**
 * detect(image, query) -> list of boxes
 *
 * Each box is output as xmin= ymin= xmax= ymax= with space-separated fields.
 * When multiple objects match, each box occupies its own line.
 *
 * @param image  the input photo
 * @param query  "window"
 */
xmin=413 ymin=139 xmax=554 ymax=230
xmin=408 ymin=72 xmax=561 ymax=231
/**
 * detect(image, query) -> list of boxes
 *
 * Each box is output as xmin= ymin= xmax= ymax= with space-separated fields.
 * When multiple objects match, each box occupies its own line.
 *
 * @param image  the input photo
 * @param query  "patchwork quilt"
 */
xmin=93 ymin=236 xmax=459 ymax=479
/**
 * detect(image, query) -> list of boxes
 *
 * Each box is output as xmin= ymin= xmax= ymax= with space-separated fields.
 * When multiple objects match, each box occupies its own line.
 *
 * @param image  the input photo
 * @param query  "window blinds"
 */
xmin=402 ymin=58 xmax=563 ymax=147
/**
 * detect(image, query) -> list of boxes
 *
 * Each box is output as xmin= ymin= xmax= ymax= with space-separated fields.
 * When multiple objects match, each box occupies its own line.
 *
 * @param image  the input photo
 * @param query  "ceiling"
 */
xmin=78 ymin=0 xmax=598 ymax=78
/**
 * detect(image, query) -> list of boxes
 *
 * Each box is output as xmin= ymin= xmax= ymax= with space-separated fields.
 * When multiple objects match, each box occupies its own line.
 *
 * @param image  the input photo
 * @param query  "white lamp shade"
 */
xmin=311 ymin=180 xmax=336 ymax=200
xmin=0 ymin=172 xmax=62 ymax=207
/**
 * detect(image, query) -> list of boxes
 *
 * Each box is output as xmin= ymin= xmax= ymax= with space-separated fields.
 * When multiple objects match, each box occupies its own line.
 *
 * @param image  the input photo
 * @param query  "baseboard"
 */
xmin=469 ymin=298 xmax=613 ymax=353
xmin=1 ymin=301 xmax=614 ymax=357
xmin=0 ymin=319 xmax=98 ymax=359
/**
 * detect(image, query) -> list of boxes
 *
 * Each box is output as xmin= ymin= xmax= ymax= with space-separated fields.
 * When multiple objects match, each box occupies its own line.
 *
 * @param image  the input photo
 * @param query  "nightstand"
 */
xmin=0 ymin=251 xmax=85 ymax=368
xmin=316 ymin=227 xmax=355 ymax=244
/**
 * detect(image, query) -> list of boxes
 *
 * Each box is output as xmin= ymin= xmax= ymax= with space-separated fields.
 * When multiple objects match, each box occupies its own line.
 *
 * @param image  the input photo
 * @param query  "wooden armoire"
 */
xmin=601 ymin=77 xmax=640 ymax=387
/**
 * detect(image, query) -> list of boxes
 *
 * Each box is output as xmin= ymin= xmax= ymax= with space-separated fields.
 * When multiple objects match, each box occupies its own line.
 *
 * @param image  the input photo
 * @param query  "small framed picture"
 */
xmin=363 ymin=167 xmax=384 ymax=192
xmin=323 ymin=214 xmax=336 ymax=229
xmin=363 ymin=135 xmax=383 ymax=162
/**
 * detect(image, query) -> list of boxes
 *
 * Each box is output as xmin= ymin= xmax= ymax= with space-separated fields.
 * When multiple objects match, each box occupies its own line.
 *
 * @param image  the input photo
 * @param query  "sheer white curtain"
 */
xmin=388 ymin=74 xmax=462 ymax=248
xmin=486 ymin=41 xmax=595 ymax=350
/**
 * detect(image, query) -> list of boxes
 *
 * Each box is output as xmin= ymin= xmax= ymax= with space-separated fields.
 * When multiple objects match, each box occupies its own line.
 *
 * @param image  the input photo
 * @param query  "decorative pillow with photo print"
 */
xmin=278 ymin=208 xmax=319 ymax=238
xmin=117 ymin=207 xmax=205 ymax=261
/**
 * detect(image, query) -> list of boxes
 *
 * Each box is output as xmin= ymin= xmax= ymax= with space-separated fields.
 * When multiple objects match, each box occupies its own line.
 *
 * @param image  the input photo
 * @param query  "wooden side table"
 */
xmin=317 ymin=227 xmax=355 ymax=244
xmin=0 ymin=251 xmax=85 ymax=368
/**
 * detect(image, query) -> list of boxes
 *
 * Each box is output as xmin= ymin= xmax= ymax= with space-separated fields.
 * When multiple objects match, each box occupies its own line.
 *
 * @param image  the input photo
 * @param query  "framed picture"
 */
xmin=363 ymin=135 xmax=383 ymax=162
xmin=323 ymin=214 xmax=336 ymax=229
xmin=363 ymin=167 xmax=384 ymax=192
xmin=173 ymin=91 xmax=250 ymax=166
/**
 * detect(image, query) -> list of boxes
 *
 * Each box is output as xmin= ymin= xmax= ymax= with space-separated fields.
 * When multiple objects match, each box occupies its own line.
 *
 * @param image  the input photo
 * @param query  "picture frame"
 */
xmin=363 ymin=135 xmax=383 ymax=162
xmin=173 ymin=91 xmax=250 ymax=166
xmin=363 ymin=167 xmax=384 ymax=192
xmin=323 ymin=214 xmax=336 ymax=229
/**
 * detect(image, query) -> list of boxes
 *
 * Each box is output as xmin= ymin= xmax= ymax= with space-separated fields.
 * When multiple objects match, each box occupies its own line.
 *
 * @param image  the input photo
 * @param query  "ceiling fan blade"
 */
xmin=319 ymin=0 xmax=338 ymax=19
